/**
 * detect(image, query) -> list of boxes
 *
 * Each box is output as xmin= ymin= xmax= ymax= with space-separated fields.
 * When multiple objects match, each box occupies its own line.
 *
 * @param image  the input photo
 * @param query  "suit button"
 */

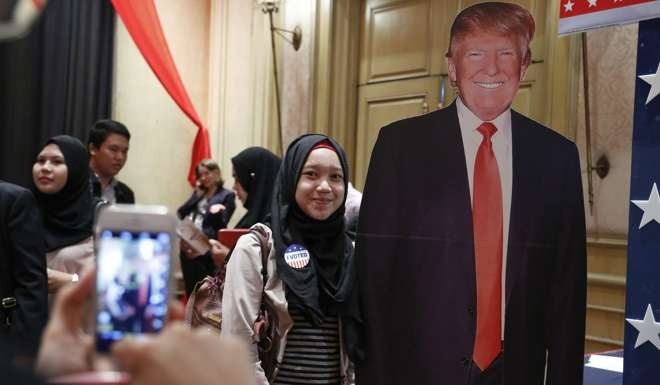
xmin=460 ymin=357 xmax=470 ymax=366
xmin=467 ymin=306 xmax=474 ymax=316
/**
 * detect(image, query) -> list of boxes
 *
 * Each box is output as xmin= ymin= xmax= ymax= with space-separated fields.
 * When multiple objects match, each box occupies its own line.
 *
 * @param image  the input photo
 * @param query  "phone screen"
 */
xmin=95 ymin=230 xmax=171 ymax=352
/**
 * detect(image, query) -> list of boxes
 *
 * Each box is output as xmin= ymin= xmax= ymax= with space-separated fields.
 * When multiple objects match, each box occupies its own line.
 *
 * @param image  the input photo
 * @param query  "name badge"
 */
xmin=284 ymin=244 xmax=310 ymax=269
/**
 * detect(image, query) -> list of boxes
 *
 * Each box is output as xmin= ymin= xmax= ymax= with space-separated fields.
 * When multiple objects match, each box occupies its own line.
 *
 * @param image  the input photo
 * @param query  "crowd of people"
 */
xmin=0 ymin=121 xmax=358 ymax=385
xmin=1 ymin=109 xmax=362 ymax=384
xmin=0 ymin=3 xmax=588 ymax=385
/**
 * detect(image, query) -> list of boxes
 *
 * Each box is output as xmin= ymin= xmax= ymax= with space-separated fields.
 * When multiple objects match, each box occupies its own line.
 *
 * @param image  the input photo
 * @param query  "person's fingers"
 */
xmin=194 ymin=332 xmax=256 ymax=385
xmin=167 ymin=301 xmax=185 ymax=322
xmin=51 ymin=267 xmax=95 ymax=331
xmin=35 ymin=268 xmax=95 ymax=379
xmin=80 ymin=333 xmax=95 ymax=370
xmin=112 ymin=337 xmax=153 ymax=372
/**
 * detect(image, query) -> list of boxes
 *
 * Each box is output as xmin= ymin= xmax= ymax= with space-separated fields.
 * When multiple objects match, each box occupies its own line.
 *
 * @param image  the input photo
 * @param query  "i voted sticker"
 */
xmin=284 ymin=244 xmax=310 ymax=269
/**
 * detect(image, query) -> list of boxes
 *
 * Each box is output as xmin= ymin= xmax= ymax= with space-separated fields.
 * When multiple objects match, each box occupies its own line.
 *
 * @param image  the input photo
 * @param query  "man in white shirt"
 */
xmin=355 ymin=3 xmax=586 ymax=385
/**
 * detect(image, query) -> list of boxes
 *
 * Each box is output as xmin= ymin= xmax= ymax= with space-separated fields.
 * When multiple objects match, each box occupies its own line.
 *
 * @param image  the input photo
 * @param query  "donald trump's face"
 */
xmin=447 ymin=30 xmax=528 ymax=121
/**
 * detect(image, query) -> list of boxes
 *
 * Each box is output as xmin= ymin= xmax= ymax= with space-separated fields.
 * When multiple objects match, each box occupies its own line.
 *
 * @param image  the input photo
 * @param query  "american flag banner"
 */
xmin=623 ymin=17 xmax=660 ymax=385
xmin=558 ymin=0 xmax=660 ymax=35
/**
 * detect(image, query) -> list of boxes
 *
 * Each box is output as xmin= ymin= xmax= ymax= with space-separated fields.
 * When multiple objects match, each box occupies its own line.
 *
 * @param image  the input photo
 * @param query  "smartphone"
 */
xmin=218 ymin=228 xmax=250 ymax=249
xmin=94 ymin=204 xmax=178 ymax=353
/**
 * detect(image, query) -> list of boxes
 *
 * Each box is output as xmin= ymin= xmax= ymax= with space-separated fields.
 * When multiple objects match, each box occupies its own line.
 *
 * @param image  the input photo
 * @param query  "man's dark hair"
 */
xmin=88 ymin=119 xmax=131 ymax=149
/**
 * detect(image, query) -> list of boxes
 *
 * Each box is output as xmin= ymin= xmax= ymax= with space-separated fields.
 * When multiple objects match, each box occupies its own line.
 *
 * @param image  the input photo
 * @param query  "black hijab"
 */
xmin=231 ymin=147 xmax=281 ymax=228
xmin=32 ymin=135 xmax=94 ymax=251
xmin=271 ymin=134 xmax=360 ymax=329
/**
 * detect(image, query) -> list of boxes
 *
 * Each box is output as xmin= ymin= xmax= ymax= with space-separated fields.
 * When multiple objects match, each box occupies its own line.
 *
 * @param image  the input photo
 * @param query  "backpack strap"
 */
xmin=249 ymin=227 xmax=270 ymax=286
xmin=249 ymin=227 xmax=280 ymax=381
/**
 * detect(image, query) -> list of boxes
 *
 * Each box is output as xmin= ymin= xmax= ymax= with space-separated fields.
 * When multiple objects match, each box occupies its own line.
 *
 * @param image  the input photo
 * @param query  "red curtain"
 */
xmin=111 ymin=0 xmax=211 ymax=185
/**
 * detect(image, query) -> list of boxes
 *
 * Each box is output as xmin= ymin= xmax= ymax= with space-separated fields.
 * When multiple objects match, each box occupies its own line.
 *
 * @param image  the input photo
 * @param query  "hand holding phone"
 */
xmin=194 ymin=180 xmax=206 ymax=197
xmin=36 ymin=268 xmax=97 ymax=378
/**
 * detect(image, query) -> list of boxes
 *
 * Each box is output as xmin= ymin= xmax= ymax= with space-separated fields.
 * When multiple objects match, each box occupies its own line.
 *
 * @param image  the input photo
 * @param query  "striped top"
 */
xmin=273 ymin=307 xmax=341 ymax=385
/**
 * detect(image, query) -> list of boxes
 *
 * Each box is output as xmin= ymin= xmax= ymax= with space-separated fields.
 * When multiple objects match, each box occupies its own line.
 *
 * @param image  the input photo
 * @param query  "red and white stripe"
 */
xmin=285 ymin=250 xmax=310 ymax=269
xmin=559 ymin=0 xmax=660 ymax=35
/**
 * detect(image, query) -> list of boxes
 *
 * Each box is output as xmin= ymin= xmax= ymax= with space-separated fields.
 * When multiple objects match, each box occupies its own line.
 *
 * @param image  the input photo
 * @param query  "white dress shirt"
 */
xmin=456 ymin=97 xmax=512 ymax=337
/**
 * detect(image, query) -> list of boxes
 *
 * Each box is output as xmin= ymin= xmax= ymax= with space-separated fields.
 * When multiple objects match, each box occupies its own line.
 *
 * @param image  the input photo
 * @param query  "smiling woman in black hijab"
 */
xmin=222 ymin=134 xmax=361 ymax=385
xmin=32 ymin=135 xmax=94 ymax=294
xmin=270 ymin=136 xmax=356 ymax=325
xmin=230 ymin=147 xmax=281 ymax=228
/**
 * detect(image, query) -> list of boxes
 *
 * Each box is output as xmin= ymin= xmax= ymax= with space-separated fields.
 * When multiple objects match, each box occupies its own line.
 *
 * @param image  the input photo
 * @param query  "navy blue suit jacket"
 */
xmin=354 ymin=102 xmax=586 ymax=385
xmin=177 ymin=188 xmax=236 ymax=239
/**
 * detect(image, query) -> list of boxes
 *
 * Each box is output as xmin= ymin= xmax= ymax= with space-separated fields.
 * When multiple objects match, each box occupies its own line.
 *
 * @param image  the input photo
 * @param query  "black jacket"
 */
xmin=177 ymin=188 xmax=236 ymax=239
xmin=0 ymin=182 xmax=48 ymax=357
xmin=90 ymin=174 xmax=135 ymax=204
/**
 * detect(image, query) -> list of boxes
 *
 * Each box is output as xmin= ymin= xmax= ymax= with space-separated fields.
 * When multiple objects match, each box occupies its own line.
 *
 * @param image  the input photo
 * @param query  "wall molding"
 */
xmin=312 ymin=0 xmax=360 ymax=169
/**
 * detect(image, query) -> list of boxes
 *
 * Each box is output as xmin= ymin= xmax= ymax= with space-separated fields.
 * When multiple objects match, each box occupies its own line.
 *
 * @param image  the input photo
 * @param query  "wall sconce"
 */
xmin=256 ymin=0 xmax=303 ymax=154
xmin=581 ymin=33 xmax=611 ymax=214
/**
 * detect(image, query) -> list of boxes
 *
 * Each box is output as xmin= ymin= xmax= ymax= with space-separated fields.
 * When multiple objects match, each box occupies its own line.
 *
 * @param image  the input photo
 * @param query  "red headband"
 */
xmin=312 ymin=139 xmax=336 ymax=153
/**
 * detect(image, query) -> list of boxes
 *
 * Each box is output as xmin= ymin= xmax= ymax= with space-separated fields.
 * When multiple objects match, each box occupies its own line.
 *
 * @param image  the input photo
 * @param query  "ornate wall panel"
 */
xmin=575 ymin=24 xmax=637 ymax=236
xmin=363 ymin=0 xmax=432 ymax=83
xmin=354 ymin=76 xmax=442 ymax=186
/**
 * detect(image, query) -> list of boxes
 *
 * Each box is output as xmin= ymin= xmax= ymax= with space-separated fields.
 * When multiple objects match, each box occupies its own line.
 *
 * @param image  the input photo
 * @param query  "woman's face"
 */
xmin=295 ymin=148 xmax=345 ymax=221
xmin=232 ymin=167 xmax=248 ymax=204
xmin=198 ymin=166 xmax=220 ymax=190
xmin=33 ymin=143 xmax=68 ymax=194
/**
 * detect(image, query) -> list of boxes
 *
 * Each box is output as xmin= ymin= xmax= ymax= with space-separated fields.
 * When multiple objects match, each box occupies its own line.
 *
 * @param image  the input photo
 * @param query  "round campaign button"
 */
xmin=284 ymin=244 xmax=310 ymax=269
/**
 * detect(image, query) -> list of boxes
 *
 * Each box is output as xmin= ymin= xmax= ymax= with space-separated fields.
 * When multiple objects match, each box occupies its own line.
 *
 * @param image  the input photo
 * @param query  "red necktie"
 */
xmin=472 ymin=122 xmax=503 ymax=370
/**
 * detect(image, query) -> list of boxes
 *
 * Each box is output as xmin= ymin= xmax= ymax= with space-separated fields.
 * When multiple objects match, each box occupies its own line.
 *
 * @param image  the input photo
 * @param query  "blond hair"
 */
xmin=446 ymin=2 xmax=535 ymax=66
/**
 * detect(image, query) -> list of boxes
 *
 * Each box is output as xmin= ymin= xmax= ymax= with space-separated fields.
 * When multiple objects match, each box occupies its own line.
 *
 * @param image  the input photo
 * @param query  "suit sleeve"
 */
xmin=545 ymin=143 xmax=587 ymax=385
xmin=356 ymin=125 xmax=401 ymax=237
xmin=8 ymin=189 xmax=48 ymax=356
xmin=177 ymin=192 xmax=199 ymax=220
xmin=354 ymin=125 xmax=400 ymax=382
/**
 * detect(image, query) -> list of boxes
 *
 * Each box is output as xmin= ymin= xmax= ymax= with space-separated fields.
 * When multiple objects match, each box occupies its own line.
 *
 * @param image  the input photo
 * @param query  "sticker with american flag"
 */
xmin=284 ymin=244 xmax=310 ymax=269
xmin=558 ymin=0 xmax=660 ymax=35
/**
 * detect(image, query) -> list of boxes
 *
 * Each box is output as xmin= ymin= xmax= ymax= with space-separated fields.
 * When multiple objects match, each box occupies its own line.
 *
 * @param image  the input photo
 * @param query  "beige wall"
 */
xmin=112 ymin=0 xmax=211 ymax=212
xmin=112 ymin=0 xmax=277 ymax=228
xmin=279 ymin=0 xmax=317 ymax=148
xmin=208 ymin=0 xmax=274 ymax=227
xmin=576 ymin=24 xmax=637 ymax=237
